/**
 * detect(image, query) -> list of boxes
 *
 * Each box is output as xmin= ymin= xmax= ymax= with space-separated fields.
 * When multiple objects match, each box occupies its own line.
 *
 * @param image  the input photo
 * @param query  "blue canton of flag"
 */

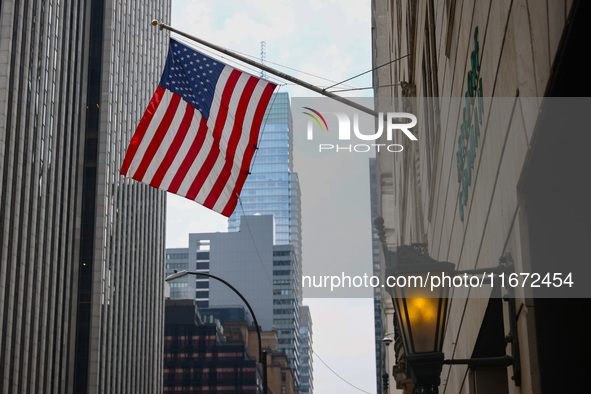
xmin=121 ymin=38 xmax=277 ymax=217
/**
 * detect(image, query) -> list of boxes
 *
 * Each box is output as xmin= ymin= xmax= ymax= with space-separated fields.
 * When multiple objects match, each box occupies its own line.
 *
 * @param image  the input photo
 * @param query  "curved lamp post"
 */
xmin=165 ymin=270 xmax=268 ymax=394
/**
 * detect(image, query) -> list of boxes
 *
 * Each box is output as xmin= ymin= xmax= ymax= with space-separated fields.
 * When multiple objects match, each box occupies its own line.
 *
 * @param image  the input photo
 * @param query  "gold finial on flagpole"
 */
xmin=151 ymin=19 xmax=158 ymax=26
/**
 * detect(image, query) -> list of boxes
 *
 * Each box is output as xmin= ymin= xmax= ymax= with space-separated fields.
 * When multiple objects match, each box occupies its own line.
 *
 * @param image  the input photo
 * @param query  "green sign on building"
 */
xmin=456 ymin=27 xmax=484 ymax=222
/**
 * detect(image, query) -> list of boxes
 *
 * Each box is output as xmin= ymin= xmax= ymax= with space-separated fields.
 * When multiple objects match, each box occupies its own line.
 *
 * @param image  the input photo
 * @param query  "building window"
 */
xmin=273 ymin=250 xmax=291 ymax=257
xmin=273 ymin=279 xmax=291 ymax=286
xmin=196 ymin=251 xmax=210 ymax=260
xmin=273 ymin=260 xmax=291 ymax=266
xmin=167 ymin=253 xmax=188 ymax=260
xmin=273 ymin=270 xmax=291 ymax=276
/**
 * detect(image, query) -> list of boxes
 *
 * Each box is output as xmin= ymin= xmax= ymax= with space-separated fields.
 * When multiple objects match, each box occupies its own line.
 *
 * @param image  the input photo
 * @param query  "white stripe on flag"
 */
xmin=157 ymin=107 xmax=204 ymax=191
xmin=176 ymin=66 xmax=234 ymax=197
xmin=141 ymin=100 xmax=188 ymax=184
xmin=194 ymin=72 xmax=252 ymax=204
xmin=125 ymin=89 xmax=175 ymax=178
xmin=212 ymin=79 xmax=269 ymax=212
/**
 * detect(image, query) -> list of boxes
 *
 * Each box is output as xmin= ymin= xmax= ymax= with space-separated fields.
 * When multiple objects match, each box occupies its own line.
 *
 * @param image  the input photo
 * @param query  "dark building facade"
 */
xmin=0 ymin=0 xmax=170 ymax=392
xmin=164 ymin=300 xmax=264 ymax=393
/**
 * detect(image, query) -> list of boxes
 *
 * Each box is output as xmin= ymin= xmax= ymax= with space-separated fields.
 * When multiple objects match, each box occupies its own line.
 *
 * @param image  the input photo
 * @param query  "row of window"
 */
xmin=258 ymin=140 xmax=289 ymax=148
xmin=240 ymin=195 xmax=291 ymax=203
xmin=235 ymin=204 xmax=290 ymax=212
xmin=273 ymin=250 xmax=291 ymax=256
xmin=166 ymin=262 xmax=188 ymax=270
xmin=196 ymin=252 xmax=209 ymax=260
xmin=259 ymin=132 xmax=289 ymax=140
xmin=273 ymin=289 xmax=292 ymax=295
xmin=273 ymin=270 xmax=291 ymax=276
xmin=273 ymin=299 xmax=294 ymax=305
xmin=246 ymin=172 xmax=290 ymax=180
xmin=241 ymin=188 xmax=290 ymax=196
xmin=167 ymin=253 xmax=188 ymax=260
xmin=250 ymin=163 xmax=289 ymax=173
xmin=255 ymin=147 xmax=289 ymax=155
xmin=273 ymin=260 xmax=291 ymax=266
xmin=252 ymin=155 xmax=288 ymax=163
xmin=273 ymin=280 xmax=291 ymax=286
xmin=274 ymin=308 xmax=294 ymax=315
xmin=273 ymin=319 xmax=294 ymax=326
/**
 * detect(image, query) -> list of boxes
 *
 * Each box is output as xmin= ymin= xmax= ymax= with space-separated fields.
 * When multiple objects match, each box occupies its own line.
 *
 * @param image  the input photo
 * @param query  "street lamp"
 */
xmin=165 ymin=270 xmax=268 ymax=394
xmin=386 ymin=245 xmax=454 ymax=394
xmin=375 ymin=217 xmax=521 ymax=393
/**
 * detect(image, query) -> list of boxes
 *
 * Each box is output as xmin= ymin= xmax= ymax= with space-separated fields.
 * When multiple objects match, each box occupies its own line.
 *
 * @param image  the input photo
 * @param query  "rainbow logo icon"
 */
xmin=302 ymin=107 xmax=329 ymax=131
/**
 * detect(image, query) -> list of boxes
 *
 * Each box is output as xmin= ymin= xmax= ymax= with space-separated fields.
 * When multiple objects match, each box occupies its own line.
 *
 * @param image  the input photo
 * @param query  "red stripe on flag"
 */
xmin=167 ymin=116 xmax=209 ymax=194
xmin=221 ymin=82 xmax=277 ymax=216
xmin=150 ymin=103 xmax=195 ymax=189
xmin=120 ymin=86 xmax=166 ymax=175
xmin=185 ymin=69 xmax=242 ymax=201
xmin=202 ymin=76 xmax=259 ymax=209
xmin=133 ymin=94 xmax=182 ymax=182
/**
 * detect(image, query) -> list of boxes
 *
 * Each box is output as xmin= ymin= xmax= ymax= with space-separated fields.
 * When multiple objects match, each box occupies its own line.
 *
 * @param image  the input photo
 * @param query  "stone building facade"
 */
xmin=371 ymin=0 xmax=590 ymax=393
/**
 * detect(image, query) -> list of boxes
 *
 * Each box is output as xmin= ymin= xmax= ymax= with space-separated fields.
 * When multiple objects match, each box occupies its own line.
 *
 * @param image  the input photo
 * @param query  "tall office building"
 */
xmin=0 ymin=1 xmax=169 ymax=393
xmin=228 ymin=92 xmax=302 ymax=262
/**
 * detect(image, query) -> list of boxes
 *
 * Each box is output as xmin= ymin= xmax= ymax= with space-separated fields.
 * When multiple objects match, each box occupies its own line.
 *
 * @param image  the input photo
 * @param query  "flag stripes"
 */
xmin=121 ymin=45 xmax=277 ymax=217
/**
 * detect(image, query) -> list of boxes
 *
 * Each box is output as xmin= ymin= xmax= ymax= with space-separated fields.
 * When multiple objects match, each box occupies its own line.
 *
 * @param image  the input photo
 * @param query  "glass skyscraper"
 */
xmin=229 ymin=91 xmax=310 ymax=392
xmin=228 ymin=92 xmax=302 ymax=262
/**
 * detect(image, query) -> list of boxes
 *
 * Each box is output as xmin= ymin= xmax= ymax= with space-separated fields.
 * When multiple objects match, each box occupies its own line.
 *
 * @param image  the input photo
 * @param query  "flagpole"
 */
xmin=152 ymin=20 xmax=380 ymax=118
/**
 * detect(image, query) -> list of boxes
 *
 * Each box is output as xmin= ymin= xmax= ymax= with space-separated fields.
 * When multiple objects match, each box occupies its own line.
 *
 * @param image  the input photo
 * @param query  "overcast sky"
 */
xmin=166 ymin=1 xmax=377 ymax=392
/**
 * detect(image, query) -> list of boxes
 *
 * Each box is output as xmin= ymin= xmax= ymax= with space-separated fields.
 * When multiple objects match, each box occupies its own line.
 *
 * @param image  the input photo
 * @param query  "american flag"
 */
xmin=120 ymin=38 xmax=277 ymax=216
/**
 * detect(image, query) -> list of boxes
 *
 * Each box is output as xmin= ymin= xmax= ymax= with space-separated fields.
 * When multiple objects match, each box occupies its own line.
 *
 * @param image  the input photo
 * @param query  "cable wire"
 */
xmin=313 ymin=350 xmax=373 ymax=393
xmin=324 ymin=53 xmax=410 ymax=91
xmin=227 ymin=48 xmax=357 ymax=89
xmin=330 ymin=83 xmax=401 ymax=93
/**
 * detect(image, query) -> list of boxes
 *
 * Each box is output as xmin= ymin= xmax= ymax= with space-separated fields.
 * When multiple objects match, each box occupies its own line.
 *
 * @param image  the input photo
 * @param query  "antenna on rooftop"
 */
xmin=260 ymin=41 xmax=267 ymax=79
